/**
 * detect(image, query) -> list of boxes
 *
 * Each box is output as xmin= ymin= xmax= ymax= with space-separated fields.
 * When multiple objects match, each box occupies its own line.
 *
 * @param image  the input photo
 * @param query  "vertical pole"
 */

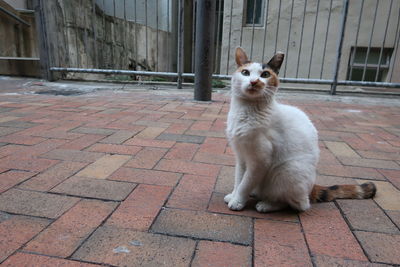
xmin=330 ymin=0 xmax=349 ymax=95
xmin=194 ymin=0 xmax=216 ymax=101
xmin=32 ymin=0 xmax=54 ymax=81
xmin=92 ymin=0 xmax=98 ymax=68
xmin=177 ymin=0 xmax=184 ymax=89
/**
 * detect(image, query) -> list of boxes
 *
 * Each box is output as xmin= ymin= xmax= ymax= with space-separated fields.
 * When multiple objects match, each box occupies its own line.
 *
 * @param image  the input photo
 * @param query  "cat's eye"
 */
xmin=261 ymin=71 xmax=270 ymax=78
xmin=241 ymin=69 xmax=250 ymax=76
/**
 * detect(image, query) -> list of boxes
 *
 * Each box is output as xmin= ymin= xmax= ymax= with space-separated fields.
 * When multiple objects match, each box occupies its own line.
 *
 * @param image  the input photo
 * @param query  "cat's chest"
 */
xmin=226 ymin=109 xmax=271 ymax=139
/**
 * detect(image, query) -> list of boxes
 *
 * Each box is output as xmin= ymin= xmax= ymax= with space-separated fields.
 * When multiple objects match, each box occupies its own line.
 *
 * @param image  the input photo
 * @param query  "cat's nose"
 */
xmin=250 ymin=80 xmax=259 ymax=86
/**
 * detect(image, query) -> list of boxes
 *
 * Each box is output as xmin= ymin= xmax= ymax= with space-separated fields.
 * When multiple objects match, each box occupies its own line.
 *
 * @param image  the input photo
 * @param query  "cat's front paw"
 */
xmin=228 ymin=198 xmax=246 ymax=211
xmin=224 ymin=193 xmax=233 ymax=204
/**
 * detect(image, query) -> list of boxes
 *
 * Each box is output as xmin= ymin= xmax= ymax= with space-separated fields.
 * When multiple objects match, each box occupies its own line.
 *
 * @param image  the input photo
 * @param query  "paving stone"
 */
xmin=315 ymin=175 xmax=358 ymax=186
xmin=0 ymin=126 xmax=21 ymax=136
xmin=99 ymin=130 xmax=139 ymax=144
xmin=155 ymin=159 xmax=221 ymax=177
xmin=192 ymin=241 xmax=252 ymax=267
xmin=164 ymin=123 xmax=190 ymax=134
xmin=356 ymin=180 xmax=400 ymax=211
xmin=338 ymin=157 xmax=400 ymax=170
xmin=124 ymin=147 xmax=167 ymax=169
xmin=71 ymin=127 xmax=116 ymax=135
xmin=0 ymin=134 xmax=46 ymax=145
xmin=337 ymin=199 xmax=399 ymax=234
xmin=1 ymin=252 xmax=102 ymax=267
xmin=193 ymin=152 xmax=235 ymax=166
xmin=24 ymin=199 xmax=117 ymax=257
xmin=185 ymin=129 xmax=226 ymax=138
xmin=358 ymin=150 xmax=400 ymax=161
xmin=105 ymin=184 xmax=171 ymax=230
xmin=386 ymin=210 xmax=400 ymax=229
xmin=51 ymin=176 xmax=136 ymax=201
xmin=0 ymin=156 xmax=58 ymax=173
xmin=199 ymin=137 xmax=229 ymax=154
xmin=164 ymin=142 xmax=199 ymax=160
xmin=254 ymin=219 xmax=312 ymax=267
xmin=325 ymin=141 xmax=361 ymax=158
xmin=42 ymin=149 xmax=105 ymax=162
xmin=0 ymin=120 xmax=37 ymax=128
xmin=124 ymin=137 xmax=176 ymax=148
xmin=355 ymin=231 xmax=400 ymax=265
xmin=76 ymin=154 xmax=131 ymax=179
xmin=72 ymin=226 xmax=196 ymax=267
xmin=208 ymin=192 xmax=299 ymax=222
xmin=313 ymin=255 xmax=387 ymax=267
xmin=151 ymin=208 xmax=252 ymax=245
xmin=214 ymin=166 xmax=235 ymax=194
xmin=86 ymin=143 xmax=142 ymax=155
xmin=109 ymin=167 xmax=181 ymax=186
xmin=18 ymin=161 xmax=87 ymax=191
xmin=33 ymin=129 xmax=84 ymax=140
xmin=167 ymin=174 xmax=216 ymax=210
xmin=0 ymin=189 xmax=80 ymax=219
xmin=300 ymin=202 xmax=367 ymax=261
xmin=0 ymin=116 xmax=19 ymax=123
xmin=0 ymin=215 xmax=50 ymax=262
xmin=378 ymin=169 xmax=400 ymax=190
xmin=0 ymin=170 xmax=36 ymax=193
xmin=135 ymin=127 xmax=166 ymax=139
xmin=157 ymin=133 xmax=206 ymax=144
xmin=59 ymin=134 xmax=106 ymax=150
xmin=190 ymin=120 xmax=213 ymax=131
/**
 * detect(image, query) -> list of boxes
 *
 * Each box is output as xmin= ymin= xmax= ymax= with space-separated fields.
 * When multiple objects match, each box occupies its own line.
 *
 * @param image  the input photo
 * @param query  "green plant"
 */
xmin=212 ymin=79 xmax=226 ymax=88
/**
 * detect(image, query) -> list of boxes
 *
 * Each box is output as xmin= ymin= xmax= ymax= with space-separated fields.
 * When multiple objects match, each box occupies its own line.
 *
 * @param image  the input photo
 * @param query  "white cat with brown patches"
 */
xmin=225 ymin=47 xmax=376 ymax=212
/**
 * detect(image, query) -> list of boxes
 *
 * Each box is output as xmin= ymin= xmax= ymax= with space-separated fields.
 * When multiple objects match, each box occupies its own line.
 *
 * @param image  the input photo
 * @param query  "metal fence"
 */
xmin=34 ymin=0 xmax=400 ymax=96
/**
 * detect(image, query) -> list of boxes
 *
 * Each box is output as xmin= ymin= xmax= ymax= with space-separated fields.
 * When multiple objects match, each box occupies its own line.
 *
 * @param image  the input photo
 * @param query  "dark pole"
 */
xmin=194 ymin=0 xmax=216 ymax=101
xmin=330 ymin=0 xmax=349 ymax=95
xmin=33 ymin=0 xmax=54 ymax=81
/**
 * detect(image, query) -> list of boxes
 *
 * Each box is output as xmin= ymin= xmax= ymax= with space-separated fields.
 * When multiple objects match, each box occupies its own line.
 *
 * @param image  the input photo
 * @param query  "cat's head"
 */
xmin=231 ymin=47 xmax=284 ymax=100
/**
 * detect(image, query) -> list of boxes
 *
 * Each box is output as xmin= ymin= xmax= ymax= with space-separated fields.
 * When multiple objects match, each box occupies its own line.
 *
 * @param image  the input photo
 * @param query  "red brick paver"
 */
xmin=0 ymin=79 xmax=399 ymax=266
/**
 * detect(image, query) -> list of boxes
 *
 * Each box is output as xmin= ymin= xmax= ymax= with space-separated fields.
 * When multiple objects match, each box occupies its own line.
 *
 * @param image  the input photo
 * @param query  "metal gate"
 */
xmin=33 ymin=0 xmax=400 ymax=96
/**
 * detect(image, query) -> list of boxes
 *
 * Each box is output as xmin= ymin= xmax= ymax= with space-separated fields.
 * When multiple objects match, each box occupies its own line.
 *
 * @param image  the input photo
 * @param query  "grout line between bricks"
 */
xmin=147 ymin=174 xmax=183 ymax=231
xmin=66 ymin=199 xmax=123 ymax=261
xmin=189 ymin=240 xmax=199 ymax=267
xmin=297 ymin=212 xmax=316 ymax=267
xmin=250 ymin=217 xmax=255 ymax=267
xmin=334 ymin=200 xmax=372 ymax=263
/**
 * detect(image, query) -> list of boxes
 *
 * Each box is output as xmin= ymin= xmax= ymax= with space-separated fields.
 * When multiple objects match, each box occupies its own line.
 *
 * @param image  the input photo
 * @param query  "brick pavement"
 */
xmin=0 ymin=78 xmax=399 ymax=266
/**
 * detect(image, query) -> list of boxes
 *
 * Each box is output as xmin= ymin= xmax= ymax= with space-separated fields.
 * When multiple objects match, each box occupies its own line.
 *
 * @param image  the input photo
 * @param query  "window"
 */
xmin=244 ymin=0 xmax=264 ymax=26
xmin=348 ymin=47 xmax=393 ymax=82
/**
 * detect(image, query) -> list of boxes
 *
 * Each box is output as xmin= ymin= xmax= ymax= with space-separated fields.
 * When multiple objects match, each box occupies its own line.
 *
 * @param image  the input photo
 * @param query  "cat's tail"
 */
xmin=309 ymin=182 xmax=376 ymax=202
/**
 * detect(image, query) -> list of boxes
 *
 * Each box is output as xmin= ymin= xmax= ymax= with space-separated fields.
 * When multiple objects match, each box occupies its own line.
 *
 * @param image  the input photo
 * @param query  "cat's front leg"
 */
xmin=228 ymin=164 xmax=265 ymax=211
xmin=224 ymin=159 xmax=245 ymax=204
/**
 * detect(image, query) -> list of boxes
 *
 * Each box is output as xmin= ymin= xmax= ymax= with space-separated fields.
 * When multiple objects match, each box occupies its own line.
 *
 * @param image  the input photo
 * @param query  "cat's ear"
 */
xmin=267 ymin=52 xmax=284 ymax=74
xmin=235 ymin=47 xmax=250 ymax=67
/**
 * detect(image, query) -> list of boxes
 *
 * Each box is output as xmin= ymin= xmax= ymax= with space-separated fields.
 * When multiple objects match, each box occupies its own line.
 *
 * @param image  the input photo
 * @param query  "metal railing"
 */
xmin=34 ymin=0 xmax=400 ymax=97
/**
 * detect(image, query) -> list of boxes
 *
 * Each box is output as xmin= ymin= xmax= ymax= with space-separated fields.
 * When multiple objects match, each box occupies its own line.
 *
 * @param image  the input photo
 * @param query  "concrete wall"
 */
xmin=0 ymin=1 xmax=38 ymax=58
xmin=96 ymin=0 xmax=171 ymax=32
xmin=3 ymin=0 xmax=26 ymax=9
xmin=42 ymin=0 xmax=173 ymax=75
xmin=219 ymin=0 xmax=400 ymax=83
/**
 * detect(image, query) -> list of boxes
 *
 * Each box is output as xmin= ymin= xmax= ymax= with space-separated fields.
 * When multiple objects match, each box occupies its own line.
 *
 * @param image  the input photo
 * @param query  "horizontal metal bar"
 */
xmin=50 ymin=67 xmax=181 ymax=78
xmin=0 ymin=6 xmax=31 ymax=26
xmin=50 ymin=67 xmax=400 ymax=88
xmin=336 ymin=80 xmax=400 ymax=88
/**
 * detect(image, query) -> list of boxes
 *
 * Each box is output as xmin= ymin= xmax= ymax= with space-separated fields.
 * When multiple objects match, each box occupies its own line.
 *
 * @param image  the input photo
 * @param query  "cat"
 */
xmin=224 ymin=47 xmax=376 ymax=213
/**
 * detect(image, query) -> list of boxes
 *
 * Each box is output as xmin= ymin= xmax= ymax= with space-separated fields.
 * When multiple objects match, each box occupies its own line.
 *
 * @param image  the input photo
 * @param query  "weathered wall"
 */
xmin=0 ymin=1 xmax=38 ymax=58
xmin=43 ymin=0 xmax=173 ymax=74
xmin=220 ymin=0 xmax=400 ymax=83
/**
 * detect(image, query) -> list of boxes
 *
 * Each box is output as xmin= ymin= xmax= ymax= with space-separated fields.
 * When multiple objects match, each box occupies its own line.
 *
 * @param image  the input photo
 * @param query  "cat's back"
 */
xmin=271 ymin=102 xmax=318 ymax=149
